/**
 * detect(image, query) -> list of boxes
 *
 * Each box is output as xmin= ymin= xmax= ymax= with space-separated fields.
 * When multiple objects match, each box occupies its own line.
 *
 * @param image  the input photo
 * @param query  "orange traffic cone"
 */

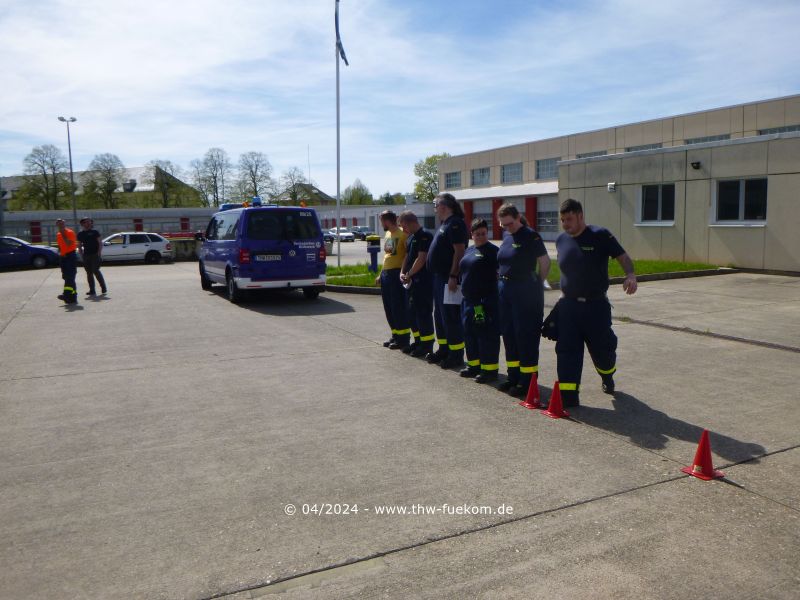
xmin=519 ymin=374 xmax=542 ymax=409
xmin=681 ymin=429 xmax=724 ymax=480
xmin=541 ymin=381 xmax=569 ymax=419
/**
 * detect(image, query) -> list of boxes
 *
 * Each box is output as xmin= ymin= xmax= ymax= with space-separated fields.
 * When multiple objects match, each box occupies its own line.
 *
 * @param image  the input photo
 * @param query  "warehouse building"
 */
xmin=438 ymin=94 xmax=800 ymax=271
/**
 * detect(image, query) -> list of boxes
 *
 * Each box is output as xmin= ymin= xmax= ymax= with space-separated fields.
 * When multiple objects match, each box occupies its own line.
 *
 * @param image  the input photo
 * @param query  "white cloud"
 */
xmin=1 ymin=0 xmax=799 ymax=196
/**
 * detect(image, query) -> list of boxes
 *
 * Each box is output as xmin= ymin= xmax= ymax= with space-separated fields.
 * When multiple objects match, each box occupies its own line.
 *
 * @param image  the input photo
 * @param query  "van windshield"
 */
xmin=246 ymin=210 xmax=320 ymax=241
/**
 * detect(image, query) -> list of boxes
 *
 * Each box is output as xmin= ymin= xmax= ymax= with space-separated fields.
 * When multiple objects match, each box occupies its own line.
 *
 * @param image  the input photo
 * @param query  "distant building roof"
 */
xmin=0 ymin=166 xmax=186 ymax=199
xmin=274 ymin=183 xmax=337 ymax=205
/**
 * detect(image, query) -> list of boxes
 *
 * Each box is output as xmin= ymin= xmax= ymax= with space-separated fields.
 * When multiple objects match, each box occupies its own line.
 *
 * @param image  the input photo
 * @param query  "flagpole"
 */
xmin=335 ymin=0 xmax=342 ymax=267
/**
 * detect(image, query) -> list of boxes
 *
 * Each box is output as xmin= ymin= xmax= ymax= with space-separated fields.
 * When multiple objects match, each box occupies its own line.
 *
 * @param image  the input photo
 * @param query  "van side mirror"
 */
xmin=103 ymin=241 xmax=111 ymax=246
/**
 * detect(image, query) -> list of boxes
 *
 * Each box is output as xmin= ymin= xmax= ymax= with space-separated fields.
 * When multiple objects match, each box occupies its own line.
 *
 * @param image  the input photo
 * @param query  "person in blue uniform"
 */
xmin=458 ymin=219 xmax=500 ymax=383
xmin=425 ymin=193 xmax=468 ymax=369
xmin=496 ymin=204 xmax=551 ymax=397
xmin=399 ymin=211 xmax=435 ymax=357
xmin=555 ymin=198 xmax=638 ymax=407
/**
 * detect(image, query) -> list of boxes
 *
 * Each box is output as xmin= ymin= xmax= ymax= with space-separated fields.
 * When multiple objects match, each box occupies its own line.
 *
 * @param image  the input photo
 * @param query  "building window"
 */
xmin=535 ymin=157 xmax=559 ymax=179
xmin=640 ymin=184 xmax=675 ymax=222
xmin=715 ymin=178 xmax=767 ymax=222
xmin=625 ymin=143 xmax=663 ymax=153
xmin=501 ymin=162 xmax=522 ymax=184
xmin=444 ymin=171 xmax=461 ymax=189
xmin=471 ymin=167 xmax=490 ymax=186
xmin=576 ymin=150 xmax=607 ymax=159
xmin=685 ymin=134 xmax=730 ymax=145
xmin=758 ymin=125 xmax=800 ymax=135
xmin=537 ymin=211 xmax=559 ymax=232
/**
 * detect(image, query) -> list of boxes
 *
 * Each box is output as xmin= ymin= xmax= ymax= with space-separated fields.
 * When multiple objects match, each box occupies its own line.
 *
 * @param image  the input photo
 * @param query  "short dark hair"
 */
xmin=380 ymin=210 xmax=397 ymax=225
xmin=560 ymin=198 xmax=583 ymax=214
xmin=471 ymin=218 xmax=488 ymax=232
xmin=398 ymin=210 xmax=418 ymax=225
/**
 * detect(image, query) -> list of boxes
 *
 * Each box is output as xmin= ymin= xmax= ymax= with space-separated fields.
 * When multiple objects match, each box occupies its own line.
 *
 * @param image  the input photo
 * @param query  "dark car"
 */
xmin=0 ymin=236 xmax=60 ymax=269
xmin=350 ymin=225 xmax=375 ymax=240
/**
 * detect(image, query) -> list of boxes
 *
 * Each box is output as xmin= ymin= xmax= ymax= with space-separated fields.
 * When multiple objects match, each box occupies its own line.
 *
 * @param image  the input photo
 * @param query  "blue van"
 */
xmin=199 ymin=206 xmax=326 ymax=302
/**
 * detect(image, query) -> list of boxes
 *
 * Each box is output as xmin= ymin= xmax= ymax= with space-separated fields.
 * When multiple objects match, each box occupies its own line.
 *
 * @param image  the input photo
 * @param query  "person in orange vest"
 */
xmin=55 ymin=219 xmax=79 ymax=304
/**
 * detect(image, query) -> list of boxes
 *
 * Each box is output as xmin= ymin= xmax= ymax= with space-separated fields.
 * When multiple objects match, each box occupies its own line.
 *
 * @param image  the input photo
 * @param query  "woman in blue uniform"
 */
xmin=458 ymin=219 xmax=500 ymax=383
xmin=496 ymin=204 xmax=551 ymax=397
xmin=425 ymin=193 xmax=468 ymax=369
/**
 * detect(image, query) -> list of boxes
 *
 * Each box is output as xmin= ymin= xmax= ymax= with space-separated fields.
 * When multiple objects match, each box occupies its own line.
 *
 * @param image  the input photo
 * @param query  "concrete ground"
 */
xmin=0 ymin=263 xmax=797 ymax=599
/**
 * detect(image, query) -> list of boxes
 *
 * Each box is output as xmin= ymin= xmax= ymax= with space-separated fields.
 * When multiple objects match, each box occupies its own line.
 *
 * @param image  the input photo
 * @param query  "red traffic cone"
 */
xmin=541 ymin=381 xmax=569 ymax=419
xmin=519 ymin=374 xmax=542 ymax=409
xmin=681 ymin=429 xmax=724 ymax=480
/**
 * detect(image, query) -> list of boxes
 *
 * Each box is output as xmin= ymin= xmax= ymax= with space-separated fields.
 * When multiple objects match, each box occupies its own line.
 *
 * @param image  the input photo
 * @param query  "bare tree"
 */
xmin=189 ymin=158 xmax=213 ymax=207
xmin=202 ymin=148 xmax=232 ymax=207
xmin=279 ymin=166 xmax=308 ymax=204
xmin=144 ymin=160 xmax=183 ymax=208
xmin=83 ymin=153 xmax=126 ymax=209
xmin=21 ymin=145 xmax=69 ymax=210
xmin=238 ymin=151 xmax=276 ymax=200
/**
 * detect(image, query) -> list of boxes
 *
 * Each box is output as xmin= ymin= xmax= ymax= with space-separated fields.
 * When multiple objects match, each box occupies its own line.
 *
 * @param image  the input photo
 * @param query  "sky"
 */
xmin=1 ymin=0 xmax=799 ymax=198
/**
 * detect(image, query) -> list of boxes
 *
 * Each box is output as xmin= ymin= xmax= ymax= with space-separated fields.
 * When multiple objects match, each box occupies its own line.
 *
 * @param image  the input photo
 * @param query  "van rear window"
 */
xmin=246 ymin=211 xmax=320 ymax=241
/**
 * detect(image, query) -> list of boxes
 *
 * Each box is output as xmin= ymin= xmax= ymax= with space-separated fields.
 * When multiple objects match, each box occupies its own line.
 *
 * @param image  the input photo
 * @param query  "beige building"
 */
xmin=438 ymin=94 xmax=800 ymax=271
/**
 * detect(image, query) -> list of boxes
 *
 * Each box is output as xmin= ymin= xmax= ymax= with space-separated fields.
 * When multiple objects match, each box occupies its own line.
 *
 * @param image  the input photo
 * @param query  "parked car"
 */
xmin=101 ymin=232 xmax=174 ymax=264
xmin=0 ymin=236 xmax=60 ymax=269
xmin=323 ymin=230 xmax=335 ymax=243
xmin=199 ymin=206 xmax=327 ymax=302
xmin=350 ymin=226 xmax=375 ymax=240
xmin=328 ymin=227 xmax=355 ymax=242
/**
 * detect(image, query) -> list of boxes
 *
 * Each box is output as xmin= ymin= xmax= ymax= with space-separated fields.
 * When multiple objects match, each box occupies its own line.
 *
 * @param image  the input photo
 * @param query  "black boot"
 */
xmin=474 ymin=371 xmax=498 ymax=384
xmin=601 ymin=374 xmax=615 ymax=394
xmin=459 ymin=366 xmax=480 ymax=378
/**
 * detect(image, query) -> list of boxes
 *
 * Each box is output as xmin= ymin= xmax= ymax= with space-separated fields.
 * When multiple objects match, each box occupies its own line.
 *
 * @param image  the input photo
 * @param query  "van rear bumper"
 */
xmin=236 ymin=276 xmax=326 ymax=289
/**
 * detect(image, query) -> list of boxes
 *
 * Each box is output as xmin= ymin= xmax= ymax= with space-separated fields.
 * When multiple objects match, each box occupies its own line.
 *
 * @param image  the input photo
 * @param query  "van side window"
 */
xmin=222 ymin=216 xmax=240 ymax=240
xmin=206 ymin=216 xmax=221 ymax=241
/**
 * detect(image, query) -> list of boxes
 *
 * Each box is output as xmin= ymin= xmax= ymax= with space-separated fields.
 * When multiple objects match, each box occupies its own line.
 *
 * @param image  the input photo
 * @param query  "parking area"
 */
xmin=0 ymin=264 xmax=798 ymax=599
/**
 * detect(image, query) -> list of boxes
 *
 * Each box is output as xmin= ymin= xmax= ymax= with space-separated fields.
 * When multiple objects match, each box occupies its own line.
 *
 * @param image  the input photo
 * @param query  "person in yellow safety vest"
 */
xmin=55 ymin=219 xmax=79 ymax=304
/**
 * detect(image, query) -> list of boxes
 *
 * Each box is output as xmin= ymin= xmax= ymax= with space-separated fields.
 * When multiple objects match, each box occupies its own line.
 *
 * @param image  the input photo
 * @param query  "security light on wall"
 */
xmin=607 ymin=182 xmax=616 ymax=192
xmin=691 ymin=161 xmax=701 ymax=170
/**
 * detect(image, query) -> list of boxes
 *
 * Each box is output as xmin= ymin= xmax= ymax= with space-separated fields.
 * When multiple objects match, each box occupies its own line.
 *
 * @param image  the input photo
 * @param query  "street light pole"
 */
xmin=58 ymin=116 xmax=78 ymax=227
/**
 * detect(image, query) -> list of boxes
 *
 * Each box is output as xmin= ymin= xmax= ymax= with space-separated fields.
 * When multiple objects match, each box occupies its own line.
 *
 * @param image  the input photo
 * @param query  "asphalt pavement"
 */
xmin=0 ymin=261 xmax=797 ymax=599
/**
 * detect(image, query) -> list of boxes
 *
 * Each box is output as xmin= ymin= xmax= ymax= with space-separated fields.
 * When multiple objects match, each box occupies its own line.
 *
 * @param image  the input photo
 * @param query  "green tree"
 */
xmin=279 ymin=166 xmax=308 ymax=205
xmin=83 ymin=153 xmax=126 ymax=209
xmin=413 ymin=152 xmax=450 ymax=203
xmin=21 ymin=145 xmax=69 ymax=210
xmin=343 ymin=179 xmax=373 ymax=205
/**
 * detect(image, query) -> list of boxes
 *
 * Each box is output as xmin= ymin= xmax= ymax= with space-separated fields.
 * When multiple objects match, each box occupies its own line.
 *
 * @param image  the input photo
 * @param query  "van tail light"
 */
xmin=165 ymin=242 xmax=172 ymax=250
xmin=239 ymin=248 xmax=251 ymax=264
xmin=319 ymin=246 xmax=326 ymax=261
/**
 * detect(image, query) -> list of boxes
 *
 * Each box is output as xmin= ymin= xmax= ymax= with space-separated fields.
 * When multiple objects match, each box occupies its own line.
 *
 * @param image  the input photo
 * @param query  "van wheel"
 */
xmin=145 ymin=251 xmax=161 ymax=264
xmin=199 ymin=263 xmax=212 ymax=290
xmin=303 ymin=288 xmax=320 ymax=300
xmin=227 ymin=273 xmax=243 ymax=303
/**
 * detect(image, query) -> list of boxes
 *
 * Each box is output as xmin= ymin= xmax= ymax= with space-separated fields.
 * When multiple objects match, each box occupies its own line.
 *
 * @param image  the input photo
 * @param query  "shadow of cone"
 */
xmin=519 ymin=375 xmax=542 ymax=410
xmin=541 ymin=380 xmax=569 ymax=419
xmin=681 ymin=429 xmax=725 ymax=480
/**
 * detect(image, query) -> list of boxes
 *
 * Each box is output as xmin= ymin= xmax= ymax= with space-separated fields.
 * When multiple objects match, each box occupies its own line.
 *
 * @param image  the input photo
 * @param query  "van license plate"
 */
xmin=256 ymin=254 xmax=282 ymax=261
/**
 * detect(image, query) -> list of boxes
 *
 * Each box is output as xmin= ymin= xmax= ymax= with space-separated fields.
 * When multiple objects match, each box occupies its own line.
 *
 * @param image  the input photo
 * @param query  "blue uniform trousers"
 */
xmin=499 ymin=277 xmax=543 ymax=388
xmin=380 ymin=268 xmax=410 ymax=343
xmin=555 ymin=297 xmax=617 ymax=395
xmin=59 ymin=252 xmax=78 ymax=302
xmin=462 ymin=295 xmax=500 ymax=372
xmin=432 ymin=273 xmax=464 ymax=358
xmin=408 ymin=275 xmax=435 ymax=351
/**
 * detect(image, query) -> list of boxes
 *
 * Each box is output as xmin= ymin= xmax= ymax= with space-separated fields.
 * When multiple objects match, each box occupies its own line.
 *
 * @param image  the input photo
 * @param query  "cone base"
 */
xmin=519 ymin=400 xmax=542 ymax=410
xmin=541 ymin=408 xmax=569 ymax=419
xmin=681 ymin=466 xmax=725 ymax=480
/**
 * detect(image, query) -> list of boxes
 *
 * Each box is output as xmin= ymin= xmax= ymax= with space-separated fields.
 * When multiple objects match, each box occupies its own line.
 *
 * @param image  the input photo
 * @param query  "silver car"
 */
xmin=101 ymin=232 xmax=174 ymax=264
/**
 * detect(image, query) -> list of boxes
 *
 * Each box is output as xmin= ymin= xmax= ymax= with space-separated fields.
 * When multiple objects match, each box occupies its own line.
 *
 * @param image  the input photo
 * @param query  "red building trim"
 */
xmin=491 ymin=198 xmax=503 ymax=239
xmin=525 ymin=196 xmax=538 ymax=229
xmin=463 ymin=200 xmax=474 ymax=227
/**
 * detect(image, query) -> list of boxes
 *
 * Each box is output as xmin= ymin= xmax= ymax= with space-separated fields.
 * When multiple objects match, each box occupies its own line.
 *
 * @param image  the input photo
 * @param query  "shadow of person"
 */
xmin=542 ymin=388 xmax=766 ymax=465
xmin=63 ymin=303 xmax=85 ymax=311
